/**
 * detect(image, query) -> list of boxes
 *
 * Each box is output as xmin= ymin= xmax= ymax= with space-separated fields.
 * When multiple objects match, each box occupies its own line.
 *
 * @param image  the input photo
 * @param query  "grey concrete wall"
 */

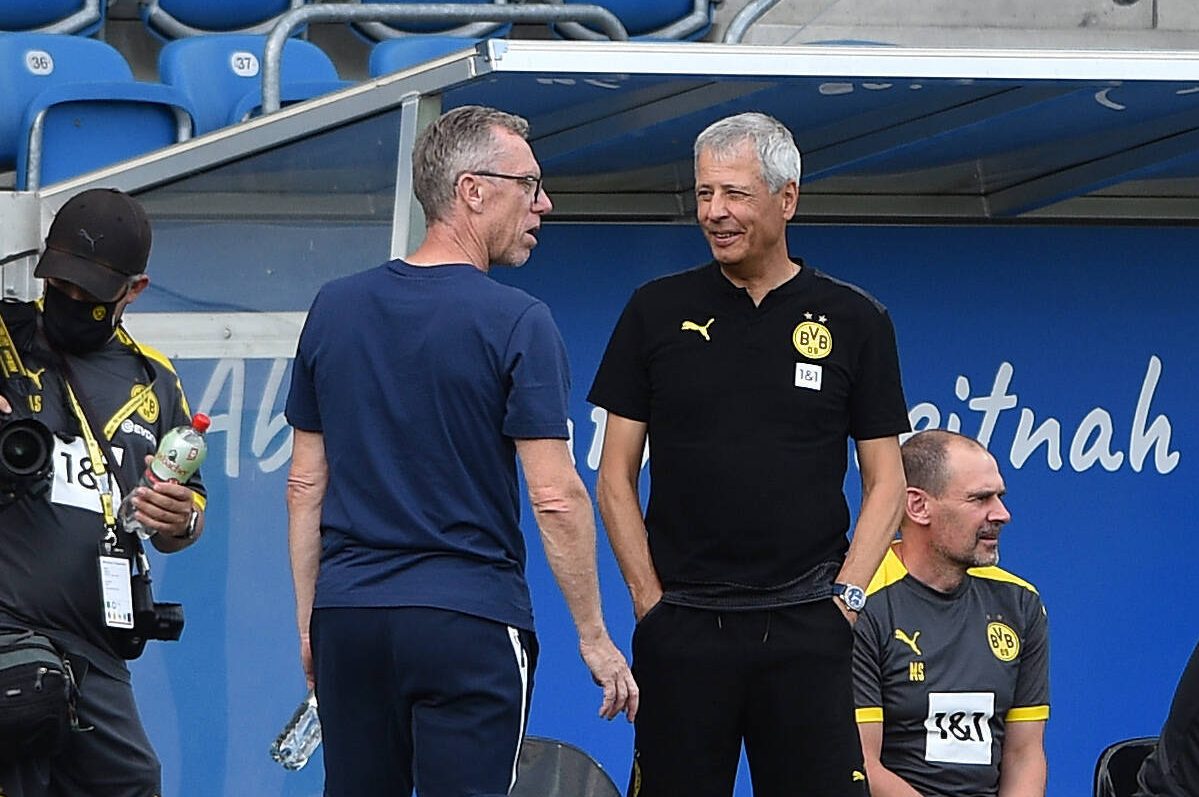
xmin=95 ymin=0 xmax=1199 ymax=83
xmin=714 ymin=0 xmax=1199 ymax=47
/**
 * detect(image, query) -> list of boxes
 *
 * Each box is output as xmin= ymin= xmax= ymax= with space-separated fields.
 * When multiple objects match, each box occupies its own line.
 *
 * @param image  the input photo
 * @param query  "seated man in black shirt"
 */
xmin=1136 ymin=640 xmax=1199 ymax=797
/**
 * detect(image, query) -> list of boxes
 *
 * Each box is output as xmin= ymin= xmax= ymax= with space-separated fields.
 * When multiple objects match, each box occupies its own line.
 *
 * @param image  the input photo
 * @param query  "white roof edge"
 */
xmin=486 ymin=39 xmax=1199 ymax=82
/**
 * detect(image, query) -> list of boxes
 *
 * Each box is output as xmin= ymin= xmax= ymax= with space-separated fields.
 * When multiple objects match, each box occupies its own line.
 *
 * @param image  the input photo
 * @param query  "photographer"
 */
xmin=0 ymin=189 xmax=205 ymax=797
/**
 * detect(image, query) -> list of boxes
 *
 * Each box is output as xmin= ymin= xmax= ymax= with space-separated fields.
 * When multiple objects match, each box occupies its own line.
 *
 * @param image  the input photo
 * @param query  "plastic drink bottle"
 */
xmin=118 ymin=413 xmax=210 ymax=539
xmin=270 ymin=689 xmax=322 ymax=771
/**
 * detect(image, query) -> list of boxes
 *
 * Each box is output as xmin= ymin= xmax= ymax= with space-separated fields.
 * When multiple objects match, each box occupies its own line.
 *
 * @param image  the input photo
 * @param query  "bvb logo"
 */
xmin=91 ymin=305 xmax=107 ymax=322
xmin=792 ymin=321 xmax=832 ymax=359
xmin=987 ymin=622 xmax=1020 ymax=662
xmin=132 ymin=385 xmax=159 ymax=423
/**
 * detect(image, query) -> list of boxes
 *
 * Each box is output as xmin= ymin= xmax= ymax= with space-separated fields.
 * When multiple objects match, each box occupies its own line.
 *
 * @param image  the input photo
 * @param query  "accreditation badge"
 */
xmin=99 ymin=554 xmax=134 ymax=629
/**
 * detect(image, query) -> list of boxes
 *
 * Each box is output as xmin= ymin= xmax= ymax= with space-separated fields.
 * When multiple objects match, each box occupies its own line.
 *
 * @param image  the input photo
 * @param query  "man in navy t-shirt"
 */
xmin=285 ymin=105 xmax=637 ymax=797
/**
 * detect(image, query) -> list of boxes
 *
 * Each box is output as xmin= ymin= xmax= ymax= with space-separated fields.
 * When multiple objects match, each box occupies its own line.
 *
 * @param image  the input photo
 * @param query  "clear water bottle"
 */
xmin=118 ymin=413 xmax=210 ymax=540
xmin=270 ymin=689 xmax=322 ymax=771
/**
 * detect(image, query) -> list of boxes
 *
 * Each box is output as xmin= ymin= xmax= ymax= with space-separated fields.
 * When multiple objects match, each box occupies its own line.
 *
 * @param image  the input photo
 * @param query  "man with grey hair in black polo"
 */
xmin=590 ymin=111 xmax=909 ymax=796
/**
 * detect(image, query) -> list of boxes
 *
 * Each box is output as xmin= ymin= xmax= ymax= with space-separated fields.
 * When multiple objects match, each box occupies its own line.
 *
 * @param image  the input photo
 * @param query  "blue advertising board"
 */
xmin=132 ymin=221 xmax=1196 ymax=796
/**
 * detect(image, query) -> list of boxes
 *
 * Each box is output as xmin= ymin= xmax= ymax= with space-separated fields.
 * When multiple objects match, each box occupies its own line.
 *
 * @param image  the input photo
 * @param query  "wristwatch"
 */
xmin=173 ymin=507 xmax=199 ymax=541
xmin=831 ymin=582 xmax=867 ymax=613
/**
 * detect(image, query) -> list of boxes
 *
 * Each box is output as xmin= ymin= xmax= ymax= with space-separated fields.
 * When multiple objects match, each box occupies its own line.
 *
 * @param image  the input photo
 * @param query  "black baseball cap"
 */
xmin=34 ymin=188 xmax=152 ymax=302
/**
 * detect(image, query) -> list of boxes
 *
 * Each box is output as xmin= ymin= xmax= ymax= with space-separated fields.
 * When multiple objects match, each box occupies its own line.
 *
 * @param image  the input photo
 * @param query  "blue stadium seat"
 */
xmin=554 ymin=0 xmax=714 ymax=40
xmin=159 ymin=35 xmax=349 ymax=134
xmin=351 ymin=0 xmax=511 ymax=42
xmin=0 ymin=33 xmax=195 ymax=189
xmin=0 ymin=0 xmax=104 ymax=36
xmin=368 ymin=36 xmax=484 ymax=77
xmin=140 ymin=0 xmax=306 ymax=40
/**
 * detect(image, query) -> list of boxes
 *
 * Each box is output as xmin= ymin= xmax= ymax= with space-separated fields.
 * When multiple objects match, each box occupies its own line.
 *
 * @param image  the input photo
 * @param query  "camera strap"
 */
xmin=0 ymin=312 xmax=45 ymax=414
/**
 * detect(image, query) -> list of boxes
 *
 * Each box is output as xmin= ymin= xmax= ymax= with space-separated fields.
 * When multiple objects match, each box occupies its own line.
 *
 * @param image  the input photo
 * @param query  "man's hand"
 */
xmin=633 ymin=588 xmax=663 ymax=623
xmin=579 ymin=634 xmax=638 ymax=722
xmin=0 ymin=394 xmax=11 ymax=414
xmin=833 ymin=596 xmax=859 ymax=626
xmin=131 ymin=454 xmax=196 ymax=538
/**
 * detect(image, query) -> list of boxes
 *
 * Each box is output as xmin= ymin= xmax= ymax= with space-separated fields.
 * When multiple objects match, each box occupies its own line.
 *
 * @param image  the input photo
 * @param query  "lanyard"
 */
xmin=62 ymin=382 xmax=119 ymax=534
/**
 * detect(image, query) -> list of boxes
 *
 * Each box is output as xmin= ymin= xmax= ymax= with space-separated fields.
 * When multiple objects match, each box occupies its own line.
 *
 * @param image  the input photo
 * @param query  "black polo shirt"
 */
xmin=588 ymin=260 xmax=908 ymax=596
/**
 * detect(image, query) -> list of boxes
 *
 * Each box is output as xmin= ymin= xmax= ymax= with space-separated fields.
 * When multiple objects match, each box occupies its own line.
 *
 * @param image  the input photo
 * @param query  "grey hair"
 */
xmin=412 ymin=105 xmax=531 ymax=223
xmin=693 ymin=112 xmax=802 ymax=192
xmin=901 ymin=430 xmax=988 ymax=497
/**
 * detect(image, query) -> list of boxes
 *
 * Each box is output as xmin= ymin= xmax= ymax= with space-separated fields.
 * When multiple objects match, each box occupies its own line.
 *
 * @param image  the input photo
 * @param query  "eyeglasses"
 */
xmin=470 ymin=171 xmax=544 ymax=203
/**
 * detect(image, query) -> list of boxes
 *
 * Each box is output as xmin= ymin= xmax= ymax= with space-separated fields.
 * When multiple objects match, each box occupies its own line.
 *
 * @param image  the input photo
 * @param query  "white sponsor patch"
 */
xmin=924 ymin=691 xmax=994 ymax=765
xmin=50 ymin=437 xmax=124 ymax=513
xmin=794 ymin=362 xmax=823 ymax=390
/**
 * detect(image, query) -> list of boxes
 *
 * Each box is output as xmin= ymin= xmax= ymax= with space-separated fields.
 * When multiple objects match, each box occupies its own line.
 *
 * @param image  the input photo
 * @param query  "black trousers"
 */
xmin=628 ymin=600 xmax=868 ymax=797
xmin=0 ymin=661 xmax=160 ymax=797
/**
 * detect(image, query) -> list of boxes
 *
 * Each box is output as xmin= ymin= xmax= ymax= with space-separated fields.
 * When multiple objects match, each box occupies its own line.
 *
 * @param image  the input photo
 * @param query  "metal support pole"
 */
xmin=38 ymin=0 xmax=101 ymax=34
xmin=262 ymin=4 xmax=629 ymax=113
xmin=723 ymin=0 xmax=782 ymax=44
xmin=391 ymin=92 xmax=442 ymax=259
xmin=554 ymin=0 xmax=710 ymax=41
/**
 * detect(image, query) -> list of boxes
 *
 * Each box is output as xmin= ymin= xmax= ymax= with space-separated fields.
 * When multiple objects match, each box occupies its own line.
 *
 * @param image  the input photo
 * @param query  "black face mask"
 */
xmin=42 ymin=283 xmax=119 ymax=354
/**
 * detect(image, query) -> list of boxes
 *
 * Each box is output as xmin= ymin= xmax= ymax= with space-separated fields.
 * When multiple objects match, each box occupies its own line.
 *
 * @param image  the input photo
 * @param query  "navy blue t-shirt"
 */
xmin=285 ymin=261 xmax=571 ymax=631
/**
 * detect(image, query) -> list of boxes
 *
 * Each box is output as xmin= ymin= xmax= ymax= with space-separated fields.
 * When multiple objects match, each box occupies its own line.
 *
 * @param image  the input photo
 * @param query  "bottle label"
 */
xmin=148 ymin=427 xmax=207 ymax=483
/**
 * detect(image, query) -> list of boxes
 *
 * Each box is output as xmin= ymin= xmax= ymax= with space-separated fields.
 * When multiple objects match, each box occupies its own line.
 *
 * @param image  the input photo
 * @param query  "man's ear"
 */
xmin=905 ymin=487 xmax=933 ymax=526
xmin=457 ymin=173 xmax=486 ymax=214
xmin=780 ymin=179 xmax=799 ymax=221
xmin=124 ymin=274 xmax=150 ymax=303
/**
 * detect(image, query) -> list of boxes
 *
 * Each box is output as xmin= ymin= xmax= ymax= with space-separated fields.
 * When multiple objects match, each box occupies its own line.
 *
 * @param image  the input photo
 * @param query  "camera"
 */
xmin=0 ymin=416 xmax=54 ymax=506
xmin=109 ymin=573 xmax=185 ymax=660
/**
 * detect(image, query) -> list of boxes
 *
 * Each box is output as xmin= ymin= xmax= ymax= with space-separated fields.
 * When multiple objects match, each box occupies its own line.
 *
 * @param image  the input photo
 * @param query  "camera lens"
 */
xmin=0 ymin=419 xmax=54 ymax=491
xmin=1 ymin=422 xmax=50 ymax=475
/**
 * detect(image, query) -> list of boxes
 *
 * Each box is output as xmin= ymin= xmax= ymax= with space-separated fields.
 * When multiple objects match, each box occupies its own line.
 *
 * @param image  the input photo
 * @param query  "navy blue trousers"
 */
xmin=311 ymin=607 xmax=537 ymax=797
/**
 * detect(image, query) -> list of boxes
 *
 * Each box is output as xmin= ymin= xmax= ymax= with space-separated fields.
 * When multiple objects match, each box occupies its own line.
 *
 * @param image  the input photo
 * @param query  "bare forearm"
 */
xmin=286 ymin=496 xmax=321 ymax=635
xmin=998 ymin=746 xmax=1047 ymax=797
xmin=859 ymin=724 xmax=924 ymax=797
xmin=517 ymin=436 xmax=637 ymax=720
xmin=534 ymin=482 xmax=607 ymax=641
xmin=838 ymin=438 xmax=905 ymax=588
xmin=286 ymin=434 xmax=326 ymax=639
xmin=839 ymin=483 xmax=904 ymax=587
xmin=597 ymin=473 xmax=661 ymax=618
xmin=864 ymin=762 xmax=924 ymax=797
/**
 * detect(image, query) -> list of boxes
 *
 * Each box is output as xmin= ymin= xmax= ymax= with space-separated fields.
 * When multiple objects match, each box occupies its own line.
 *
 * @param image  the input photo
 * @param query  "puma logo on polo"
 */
xmin=681 ymin=318 xmax=715 ymax=341
xmin=895 ymin=628 xmax=922 ymax=656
